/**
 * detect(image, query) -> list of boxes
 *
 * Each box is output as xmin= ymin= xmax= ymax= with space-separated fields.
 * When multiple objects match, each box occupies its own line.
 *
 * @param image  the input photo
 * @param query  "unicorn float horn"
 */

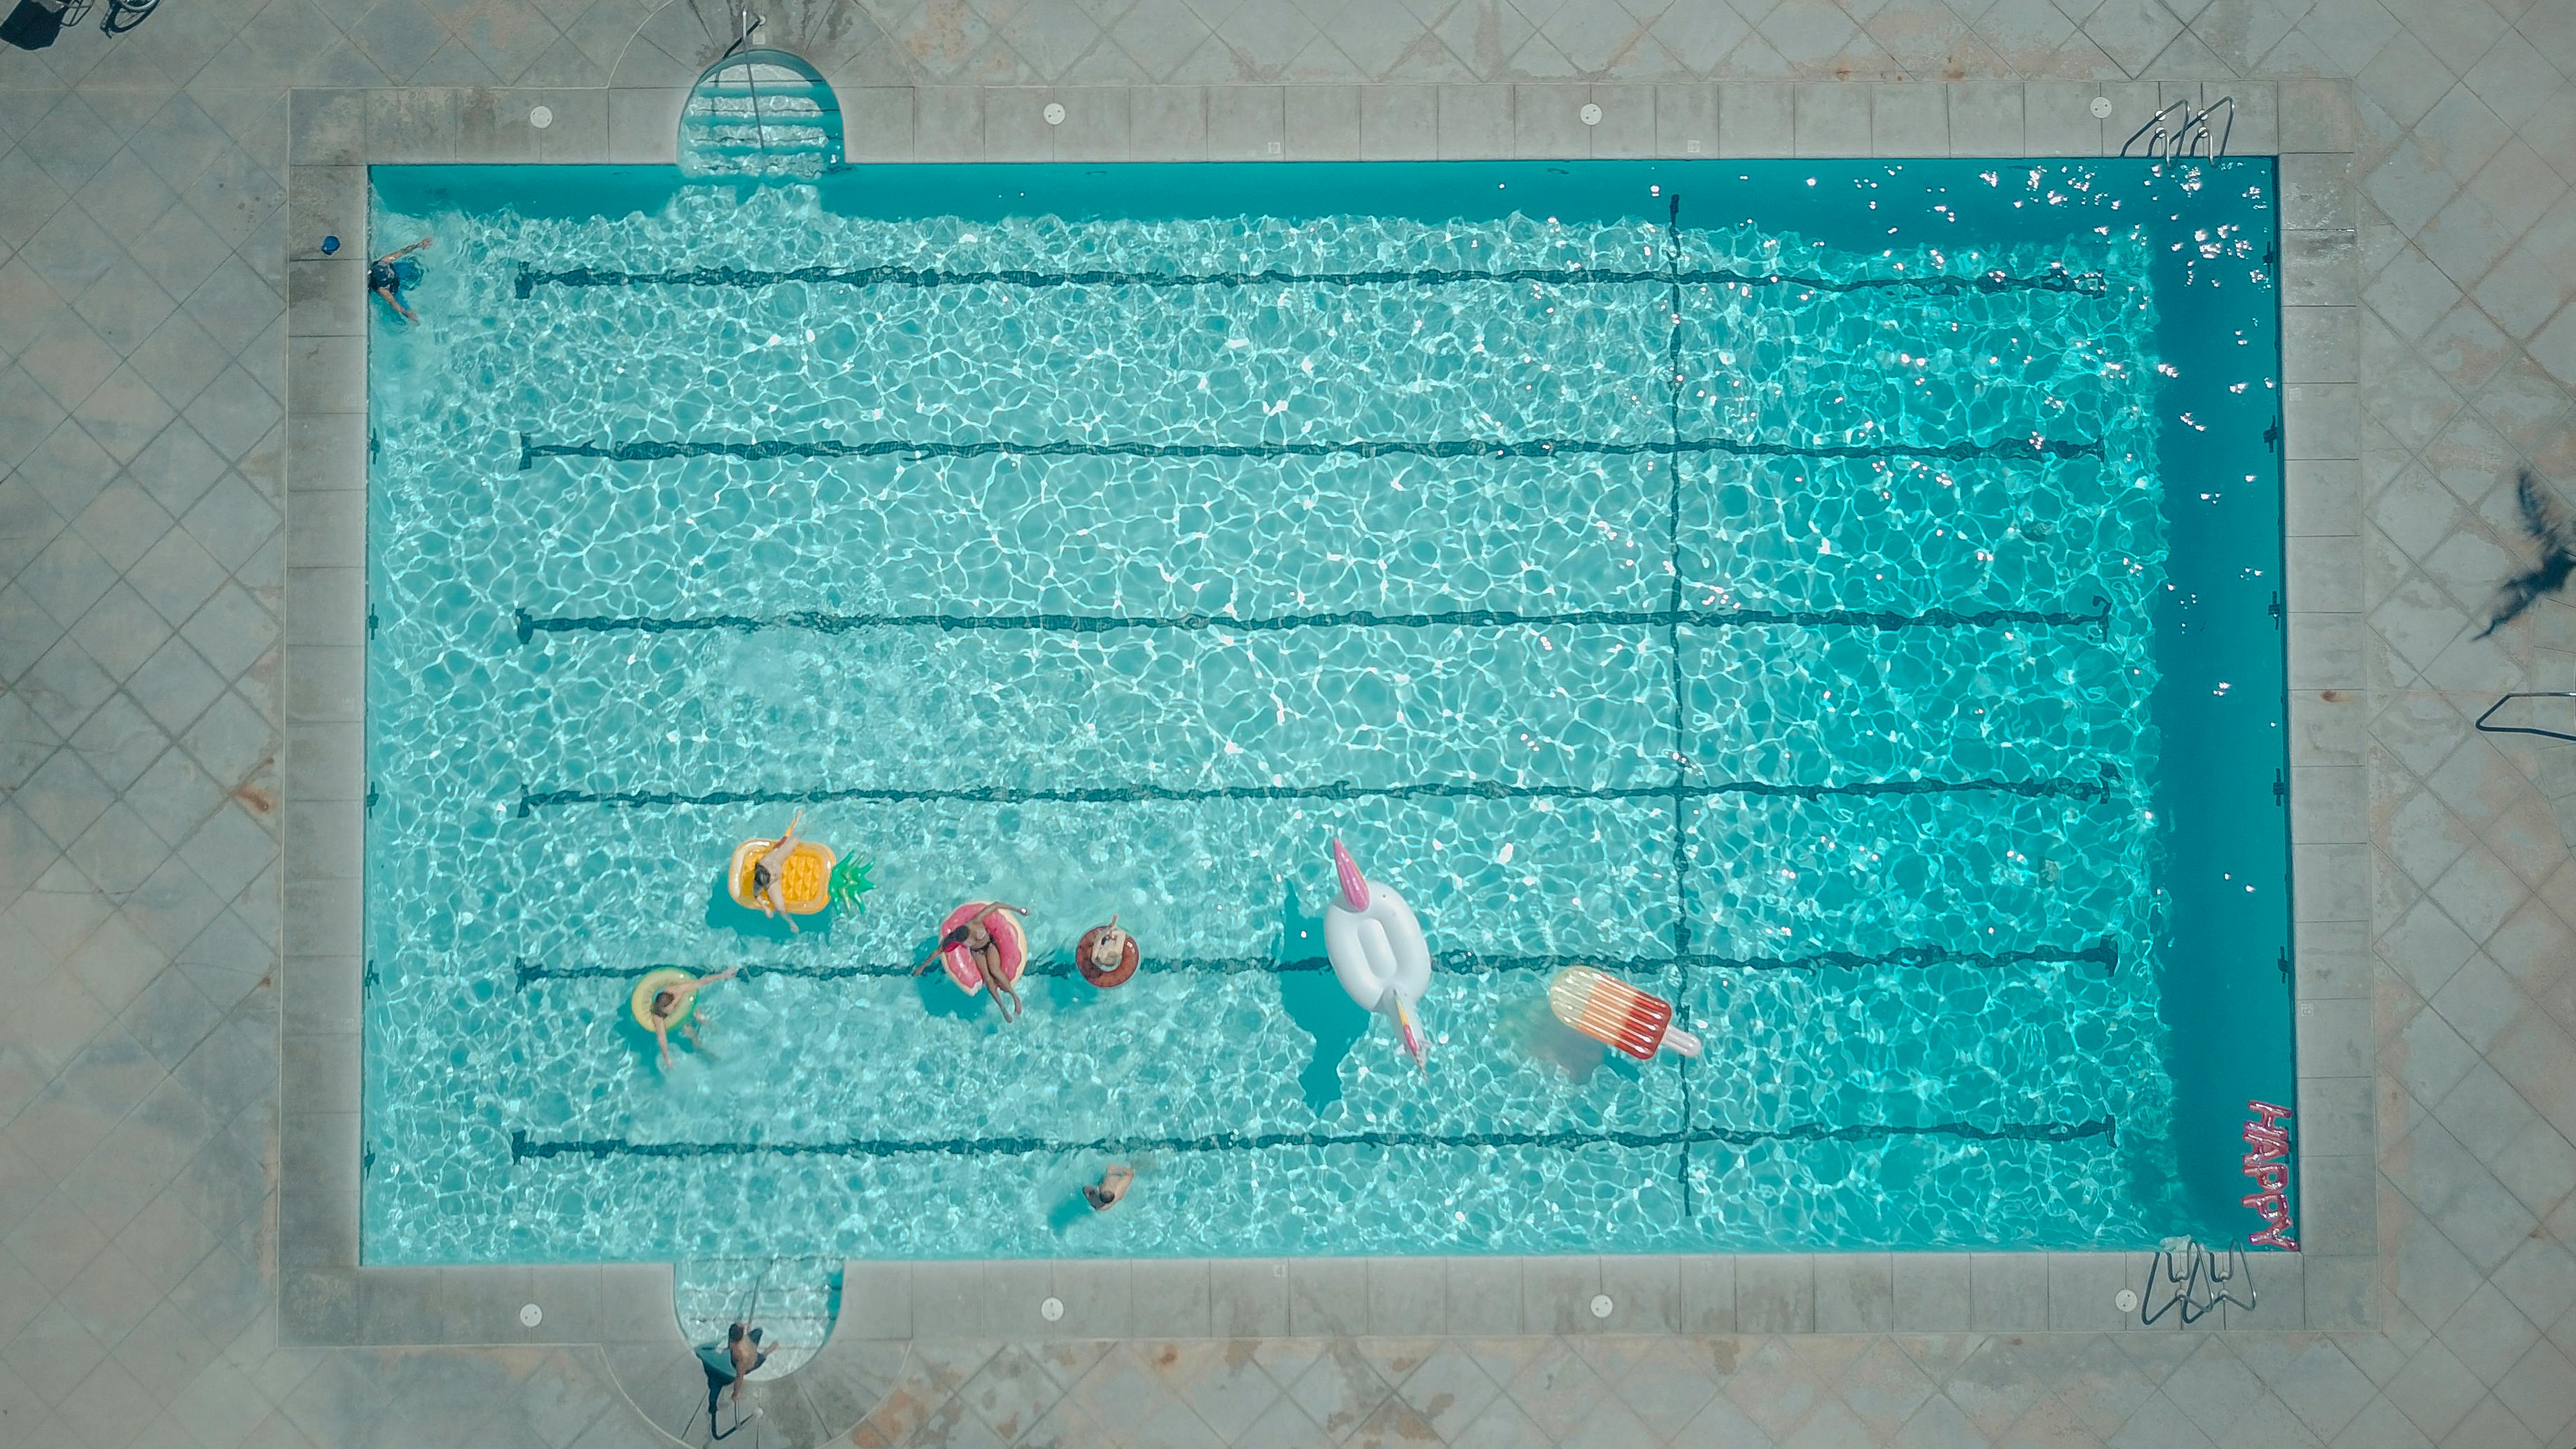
xmin=1331 ymin=838 xmax=1370 ymax=911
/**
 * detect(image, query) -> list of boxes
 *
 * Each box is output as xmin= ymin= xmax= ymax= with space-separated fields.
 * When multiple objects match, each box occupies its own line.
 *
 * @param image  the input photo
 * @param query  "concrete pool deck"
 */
xmin=6 ymin=0 xmax=2576 ymax=1445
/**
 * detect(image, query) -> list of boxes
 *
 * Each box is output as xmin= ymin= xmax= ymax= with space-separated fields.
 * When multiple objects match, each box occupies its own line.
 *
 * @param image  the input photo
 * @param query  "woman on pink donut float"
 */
xmin=911 ymin=900 xmax=1030 ymax=1021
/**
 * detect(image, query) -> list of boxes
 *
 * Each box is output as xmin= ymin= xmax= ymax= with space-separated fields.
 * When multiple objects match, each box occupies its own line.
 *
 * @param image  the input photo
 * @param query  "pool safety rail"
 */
xmin=2139 ymin=1238 xmax=2257 ymax=1326
xmin=2120 ymin=96 xmax=2236 ymax=165
xmin=509 ymin=938 xmax=2123 ymax=987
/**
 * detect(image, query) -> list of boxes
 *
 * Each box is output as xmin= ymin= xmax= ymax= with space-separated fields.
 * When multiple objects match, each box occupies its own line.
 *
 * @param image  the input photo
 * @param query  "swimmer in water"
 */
xmin=369 ymin=235 xmax=433 ymax=323
xmin=1083 ymin=1164 xmax=1134 ymax=1212
xmin=912 ymin=902 xmax=1029 ymax=1021
xmin=749 ymin=813 xmax=804 ymax=933
xmin=646 ymin=967 xmax=736 ymax=1067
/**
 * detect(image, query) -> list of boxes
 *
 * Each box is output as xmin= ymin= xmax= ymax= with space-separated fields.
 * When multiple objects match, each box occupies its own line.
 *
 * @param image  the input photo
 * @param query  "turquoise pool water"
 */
xmin=363 ymin=159 xmax=2292 ymax=1263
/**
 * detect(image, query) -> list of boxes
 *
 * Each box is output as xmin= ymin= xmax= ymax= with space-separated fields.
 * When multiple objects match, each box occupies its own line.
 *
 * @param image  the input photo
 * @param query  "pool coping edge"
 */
xmin=276 ymin=77 xmax=2372 ymax=1354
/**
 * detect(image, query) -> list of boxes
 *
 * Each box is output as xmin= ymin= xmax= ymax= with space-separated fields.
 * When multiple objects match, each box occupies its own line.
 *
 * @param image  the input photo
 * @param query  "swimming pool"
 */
xmin=363 ymin=159 xmax=2292 ymax=1265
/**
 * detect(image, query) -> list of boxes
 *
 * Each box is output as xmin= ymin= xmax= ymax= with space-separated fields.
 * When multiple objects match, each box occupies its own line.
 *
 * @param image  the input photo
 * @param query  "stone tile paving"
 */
xmin=4 ymin=0 xmax=2575 ymax=1444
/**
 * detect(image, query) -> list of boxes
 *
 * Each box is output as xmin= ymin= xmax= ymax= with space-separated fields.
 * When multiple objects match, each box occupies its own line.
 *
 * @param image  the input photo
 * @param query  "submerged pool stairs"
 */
xmin=673 ymin=1253 xmax=838 ymax=1381
xmin=678 ymin=57 xmax=842 ymax=181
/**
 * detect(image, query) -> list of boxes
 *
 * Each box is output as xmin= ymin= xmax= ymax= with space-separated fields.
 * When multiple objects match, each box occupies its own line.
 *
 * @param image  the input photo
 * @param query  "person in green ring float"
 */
xmin=645 ymin=967 xmax=736 ymax=1067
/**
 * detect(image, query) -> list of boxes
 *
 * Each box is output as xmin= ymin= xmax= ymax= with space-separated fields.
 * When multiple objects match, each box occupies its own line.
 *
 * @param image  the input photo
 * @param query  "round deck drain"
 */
xmin=2089 ymin=96 xmax=2114 ymax=119
xmin=529 ymin=105 xmax=553 ymax=129
xmin=1040 ymin=1295 xmax=1065 ymax=1322
xmin=1044 ymin=103 xmax=1065 ymax=126
xmin=1579 ymin=103 xmax=1602 ymax=126
xmin=2115 ymin=1289 xmax=2139 ymax=1314
xmin=520 ymin=1303 xmax=543 ymax=1327
xmin=1589 ymin=1294 xmax=1613 ymax=1319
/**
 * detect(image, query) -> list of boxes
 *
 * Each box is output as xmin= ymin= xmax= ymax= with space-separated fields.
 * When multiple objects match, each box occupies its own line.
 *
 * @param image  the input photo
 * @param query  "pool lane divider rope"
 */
xmin=512 ymin=261 xmax=2113 ymax=300
xmin=508 ymin=1117 xmax=2118 ymax=1164
xmin=510 ymin=938 xmax=2121 ymax=988
xmin=512 ymin=762 xmax=2121 ymax=816
xmin=510 ymin=599 xmax=2116 ymax=644
xmin=516 ymin=432 xmax=2107 ymax=471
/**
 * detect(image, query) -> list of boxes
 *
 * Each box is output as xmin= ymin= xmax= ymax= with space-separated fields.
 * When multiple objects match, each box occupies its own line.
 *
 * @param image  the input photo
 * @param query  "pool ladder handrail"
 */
xmin=717 ymin=1 xmax=775 ymax=176
xmin=2139 ymin=1237 xmax=2256 ymax=1325
xmin=2121 ymin=96 xmax=2234 ymax=165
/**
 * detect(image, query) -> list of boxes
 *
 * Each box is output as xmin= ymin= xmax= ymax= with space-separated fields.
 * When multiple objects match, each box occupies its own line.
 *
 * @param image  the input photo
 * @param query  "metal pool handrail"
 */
xmin=2121 ymin=96 xmax=2235 ymax=164
xmin=2475 ymin=691 xmax=2576 ymax=744
xmin=2139 ymin=1238 xmax=2257 ymax=1325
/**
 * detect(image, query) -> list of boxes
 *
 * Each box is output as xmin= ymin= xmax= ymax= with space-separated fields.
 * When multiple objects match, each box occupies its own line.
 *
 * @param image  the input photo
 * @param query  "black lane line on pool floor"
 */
xmin=1664 ymin=190 xmax=1696 ymax=1217
xmin=508 ymin=1117 xmax=2118 ymax=1164
xmin=516 ymin=432 xmax=2106 ymax=471
xmin=511 ymin=939 xmax=2122 ymax=988
xmin=512 ymin=261 xmax=2113 ymax=300
xmin=510 ymin=599 xmax=2116 ymax=644
xmin=513 ymin=762 xmax=2121 ymax=816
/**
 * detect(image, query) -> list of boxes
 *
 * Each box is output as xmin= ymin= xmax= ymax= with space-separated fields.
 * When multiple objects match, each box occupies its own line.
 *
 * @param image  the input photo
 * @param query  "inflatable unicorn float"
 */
xmin=1324 ymin=839 xmax=1433 ymax=1068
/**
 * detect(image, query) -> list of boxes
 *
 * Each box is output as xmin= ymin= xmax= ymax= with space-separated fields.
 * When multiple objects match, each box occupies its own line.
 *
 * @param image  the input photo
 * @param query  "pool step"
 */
xmin=678 ymin=59 xmax=842 ymax=181
xmin=672 ymin=1254 xmax=840 ymax=1381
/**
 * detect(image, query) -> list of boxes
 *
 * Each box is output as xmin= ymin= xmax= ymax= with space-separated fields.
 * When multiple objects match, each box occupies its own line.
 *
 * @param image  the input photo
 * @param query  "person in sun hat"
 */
xmin=1075 ymin=914 xmax=1139 ymax=988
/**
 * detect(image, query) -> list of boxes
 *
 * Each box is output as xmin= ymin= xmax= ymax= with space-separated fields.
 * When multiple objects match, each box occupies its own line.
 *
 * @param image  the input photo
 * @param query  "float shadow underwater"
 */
xmin=702 ymin=874 xmax=828 ymax=944
xmin=909 ymin=934 xmax=997 ymax=1022
xmin=1274 ymin=876 xmax=1367 ymax=1114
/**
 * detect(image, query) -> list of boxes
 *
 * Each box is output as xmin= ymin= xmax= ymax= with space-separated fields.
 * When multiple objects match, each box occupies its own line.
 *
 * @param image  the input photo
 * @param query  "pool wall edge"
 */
xmin=278 ymin=76 xmax=2371 ymax=1357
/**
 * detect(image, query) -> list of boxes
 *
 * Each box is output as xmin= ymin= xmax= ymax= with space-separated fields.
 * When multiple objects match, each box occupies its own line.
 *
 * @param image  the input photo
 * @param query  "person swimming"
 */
xmin=645 ymin=966 xmax=736 ymax=1067
xmin=748 ymin=812 xmax=803 ymax=934
xmin=369 ymin=235 xmax=433 ymax=323
xmin=1083 ymin=1164 xmax=1134 ymax=1211
xmin=912 ymin=902 xmax=1028 ymax=1021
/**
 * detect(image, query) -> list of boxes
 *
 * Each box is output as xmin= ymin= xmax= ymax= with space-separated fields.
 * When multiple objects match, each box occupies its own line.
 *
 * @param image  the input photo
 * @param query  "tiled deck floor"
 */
xmin=6 ymin=0 xmax=2576 ymax=1446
